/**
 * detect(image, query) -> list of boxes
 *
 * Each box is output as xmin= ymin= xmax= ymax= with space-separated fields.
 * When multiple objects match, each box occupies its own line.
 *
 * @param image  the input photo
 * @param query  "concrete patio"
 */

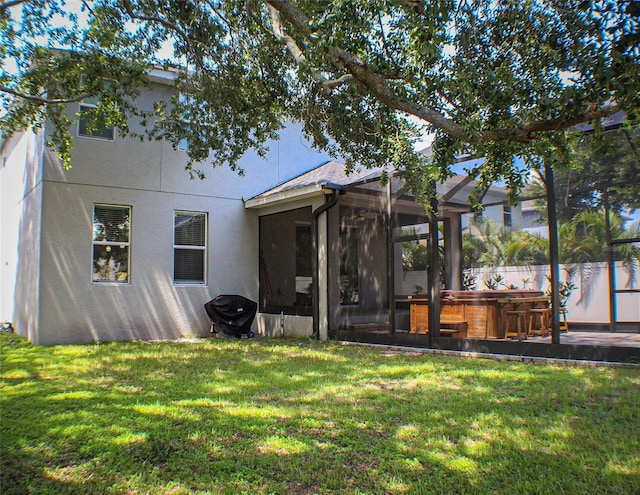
xmin=533 ymin=331 xmax=640 ymax=348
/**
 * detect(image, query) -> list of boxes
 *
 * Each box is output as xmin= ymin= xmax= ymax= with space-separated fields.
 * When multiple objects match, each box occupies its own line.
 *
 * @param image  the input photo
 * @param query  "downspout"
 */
xmin=312 ymin=186 xmax=343 ymax=339
xmin=427 ymin=185 xmax=440 ymax=345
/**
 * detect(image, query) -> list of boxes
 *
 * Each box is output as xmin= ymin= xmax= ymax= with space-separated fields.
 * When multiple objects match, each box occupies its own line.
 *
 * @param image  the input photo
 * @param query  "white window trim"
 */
xmin=173 ymin=210 xmax=208 ymax=285
xmin=503 ymin=205 xmax=513 ymax=228
xmin=91 ymin=204 xmax=131 ymax=285
xmin=77 ymin=102 xmax=116 ymax=141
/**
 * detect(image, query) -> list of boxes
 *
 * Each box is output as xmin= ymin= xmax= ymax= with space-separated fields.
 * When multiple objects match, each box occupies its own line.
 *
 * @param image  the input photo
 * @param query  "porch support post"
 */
xmin=317 ymin=207 xmax=329 ymax=340
xmin=443 ymin=216 xmax=463 ymax=290
xmin=312 ymin=189 xmax=341 ymax=340
xmin=387 ymin=179 xmax=395 ymax=335
xmin=427 ymin=184 xmax=440 ymax=342
xmin=604 ymin=189 xmax=617 ymax=332
xmin=545 ymin=162 xmax=561 ymax=344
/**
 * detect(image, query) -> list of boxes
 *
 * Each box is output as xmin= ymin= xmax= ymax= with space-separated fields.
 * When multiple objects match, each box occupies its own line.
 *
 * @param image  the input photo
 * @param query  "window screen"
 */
xmin=92 ymin=205 xmax=130 ymax=283
xmin=174 ymin=211 xmax=207 ymax=284
xmin=259 ymin=207 xmax=313 ymax=315
xmin=78 ymin=104 xmax=115 ymax=140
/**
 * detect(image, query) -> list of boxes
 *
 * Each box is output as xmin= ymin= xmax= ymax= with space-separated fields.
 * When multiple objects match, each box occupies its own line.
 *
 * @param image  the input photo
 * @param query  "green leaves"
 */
xmin=1 ymin=0 xmax=638 ymax=202
xmin=3 ymin=333 xmax=640 ymax=494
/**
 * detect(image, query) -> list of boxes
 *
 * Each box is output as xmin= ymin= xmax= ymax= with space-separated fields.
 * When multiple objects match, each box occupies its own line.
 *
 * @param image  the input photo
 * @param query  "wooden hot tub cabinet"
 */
xmin=409 ymin=290 xmax=545 ymax=339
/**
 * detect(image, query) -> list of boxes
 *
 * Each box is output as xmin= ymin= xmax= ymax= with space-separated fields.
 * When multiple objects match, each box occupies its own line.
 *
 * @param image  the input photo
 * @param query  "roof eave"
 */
xmin=244 ymin=183 xmax=339 ymax=209
xmin=148 ymin=68 xmax=178 ymax=85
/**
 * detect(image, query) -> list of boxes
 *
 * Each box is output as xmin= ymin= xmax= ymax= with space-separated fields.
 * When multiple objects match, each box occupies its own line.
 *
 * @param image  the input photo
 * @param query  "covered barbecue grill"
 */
xmin=204 ymin=294 xmax=257 ymax=338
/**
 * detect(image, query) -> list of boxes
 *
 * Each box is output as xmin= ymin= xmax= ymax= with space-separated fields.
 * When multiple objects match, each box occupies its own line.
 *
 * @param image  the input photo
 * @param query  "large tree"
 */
xmin=526 ymin=125 xmax=640 ymax=222
xmin=2 ymin=0 xmax=639 ymax=199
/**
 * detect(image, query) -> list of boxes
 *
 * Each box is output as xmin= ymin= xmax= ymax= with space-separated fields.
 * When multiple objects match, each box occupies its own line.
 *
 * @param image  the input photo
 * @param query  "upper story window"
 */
xmin=174 ymin=211 xmax=207 ymax=284
xmin=503 ymin=205 xmax=512 ymax=227
xmin=174 ymin=92 xmax=203 ymax=152
xmin=172 ymin=92 xmax=191 ymax=151
xmin=77 ymin=81 xmax=116 ymax=140
xmin=92 ymin=205 xmax=131 ymax=283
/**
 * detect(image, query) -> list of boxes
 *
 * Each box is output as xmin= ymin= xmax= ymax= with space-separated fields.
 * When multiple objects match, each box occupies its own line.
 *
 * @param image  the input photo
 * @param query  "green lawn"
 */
xmin=1 ymin=332 xmax=639 ymax=495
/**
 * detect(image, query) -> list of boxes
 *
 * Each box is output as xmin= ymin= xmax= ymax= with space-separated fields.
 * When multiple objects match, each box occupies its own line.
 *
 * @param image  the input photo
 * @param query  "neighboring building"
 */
xmin=1 ymin=69 xmax=514 ymax=345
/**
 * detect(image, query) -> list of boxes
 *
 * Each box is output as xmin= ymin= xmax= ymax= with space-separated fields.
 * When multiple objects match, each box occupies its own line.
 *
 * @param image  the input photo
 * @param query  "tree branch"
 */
xmin=518 ymin=105 xmax=623 ymax=137
xmin=322 ymin=74 xmax=353 ymax=89
xmin=265 ymin=0 xmax=473 ymax=142
xmin=265 ymin=0 xmax=624 ymax=146
xmin=266 ymin=4 xmax=352 ymax=93
xmin=0 ymin=0 xmax=30 ymax=10
xmin=332 ymin=45 xmax=473 ymax=140
xmin=0 ymin=85 xmax=95 ymax=105
xmin=204 ymin=0 xmax=235 ymax=35
xmin=399 ymin=0 xmax=426 ymax=15
xmin=267 ymin=5 xmax=307 ymax=66
xmin=120 ymin=0 xmax=192 ymax=47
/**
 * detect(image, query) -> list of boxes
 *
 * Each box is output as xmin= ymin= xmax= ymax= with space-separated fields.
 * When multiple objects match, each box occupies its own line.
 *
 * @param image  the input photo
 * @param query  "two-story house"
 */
xmin=2 ymin=68 xmax=516 ymax=345
xmin=0 ymin=68 xmax=333 ymax=344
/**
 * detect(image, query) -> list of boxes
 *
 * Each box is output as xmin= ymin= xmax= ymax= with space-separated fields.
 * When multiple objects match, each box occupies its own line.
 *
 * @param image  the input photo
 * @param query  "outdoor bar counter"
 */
xmin=409 ymin=290 xmax=546 ymax=339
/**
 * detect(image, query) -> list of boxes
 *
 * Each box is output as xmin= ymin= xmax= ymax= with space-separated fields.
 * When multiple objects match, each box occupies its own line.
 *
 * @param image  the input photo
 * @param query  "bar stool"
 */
xmin=505 ymin=309 xmax=529 ymax=341
xmin=559 ymin=308 xmax=569 ymax=332
xmin=528 ymin=307 xmax=551 ymax=337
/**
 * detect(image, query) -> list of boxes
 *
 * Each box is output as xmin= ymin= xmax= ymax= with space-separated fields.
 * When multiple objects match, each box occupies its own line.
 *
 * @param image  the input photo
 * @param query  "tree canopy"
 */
xmin=2 ymin=0 xmax=639 ymax=199
xmin=527 ymin=126 xmax=640 ymax=222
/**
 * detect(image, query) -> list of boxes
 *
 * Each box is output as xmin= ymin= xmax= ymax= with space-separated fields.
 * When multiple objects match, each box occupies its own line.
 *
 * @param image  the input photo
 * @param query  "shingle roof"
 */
xmin=246 ymin=155 xmax=510 ymax=210
xmin=247 ymin=160 xmax=384 ymax=200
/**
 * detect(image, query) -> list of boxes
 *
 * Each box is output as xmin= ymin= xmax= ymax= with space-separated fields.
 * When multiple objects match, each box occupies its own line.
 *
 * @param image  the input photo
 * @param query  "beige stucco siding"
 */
xmin=6 ymin=79 xmax=329 ymax=344
xmin=0 ymin=131 xmax=45 ymax=342
xmin=35 ymin=180 xmax=260 ymax=344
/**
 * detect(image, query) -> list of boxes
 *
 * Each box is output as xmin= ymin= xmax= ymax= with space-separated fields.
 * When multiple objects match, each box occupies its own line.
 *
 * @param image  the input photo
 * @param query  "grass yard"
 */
xmin=1 ymin=332 xmax=639 ymax=495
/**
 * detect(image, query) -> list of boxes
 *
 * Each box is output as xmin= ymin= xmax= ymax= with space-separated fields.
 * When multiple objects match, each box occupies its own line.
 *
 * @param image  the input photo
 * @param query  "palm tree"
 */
xmin=557 ymin=210 xmax=640 ymax=304
xmin=560 ymin=210 xmax=640 ymax=264
xmin=463 ymin=218 xmax=507 ymax=268
xmin=462 ymin=210 xmax=639 ymax=297
xmin=503 ymin=231 xmax=549 ymax=266
xmin=463 ymin=218 xmax=549 ymax=268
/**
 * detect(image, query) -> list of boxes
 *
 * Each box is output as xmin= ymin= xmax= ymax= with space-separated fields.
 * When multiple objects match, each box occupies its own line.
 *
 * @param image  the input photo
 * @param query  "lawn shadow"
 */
xmin=2 ymin=336 xmax=639 ymax=494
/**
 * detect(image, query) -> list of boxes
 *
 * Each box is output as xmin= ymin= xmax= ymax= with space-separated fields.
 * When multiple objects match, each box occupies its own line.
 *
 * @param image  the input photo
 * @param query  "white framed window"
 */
xmin=77 ymin=82 xmax=116 ymax=140
xmin=175 ymin=92 xmax=201 ymax=152
xmin=173 ymin=92 xmax=190 ymax=151
xmin=503 ymin=205 xmax=512 ymax=227
xmin=174 ymin=211 xmax=207 ymax=284
xmin=92 ymin=205 xmax=131 ymax=283
xmin=78 ymin=103 xmax=115 ymax=140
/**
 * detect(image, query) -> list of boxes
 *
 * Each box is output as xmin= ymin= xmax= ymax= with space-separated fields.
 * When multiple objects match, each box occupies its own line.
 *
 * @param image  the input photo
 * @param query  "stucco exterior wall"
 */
xmin=7 ymin=78 xmax=329 ymax=344
xmin=0 ymin=131 xmax=44 ymax=342
xmin=45 ymin=82 xmax=326 ymax=201
xmin=459 ymin=188 xmax=523 ymax=231
xmin=35 ymin=180 xmax=261 ymax=344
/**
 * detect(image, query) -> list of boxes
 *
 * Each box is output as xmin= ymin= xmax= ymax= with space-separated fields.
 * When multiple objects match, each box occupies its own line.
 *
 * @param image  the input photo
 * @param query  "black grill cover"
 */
xmin=204 ymin=294 xmax=257 ymax=336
